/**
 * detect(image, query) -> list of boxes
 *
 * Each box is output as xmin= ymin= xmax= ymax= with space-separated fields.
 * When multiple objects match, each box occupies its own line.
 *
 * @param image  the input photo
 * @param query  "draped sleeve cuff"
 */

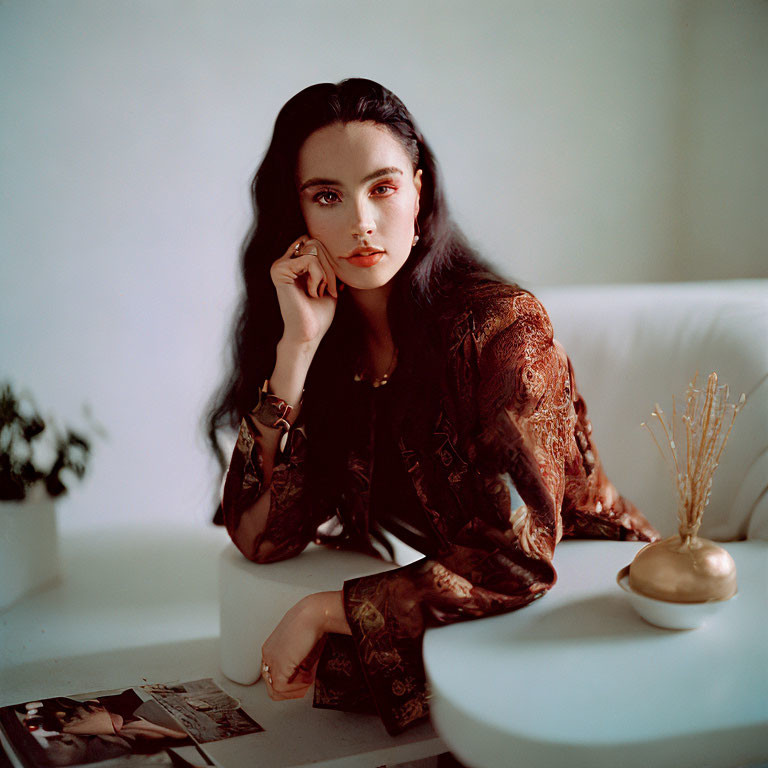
xmin=342 ymin=565 xmax=431 ymax=735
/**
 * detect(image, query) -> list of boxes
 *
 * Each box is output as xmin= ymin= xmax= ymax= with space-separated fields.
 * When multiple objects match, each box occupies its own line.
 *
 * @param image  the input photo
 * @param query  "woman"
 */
xmin=206 ymin=78 xmax=658 ymax=735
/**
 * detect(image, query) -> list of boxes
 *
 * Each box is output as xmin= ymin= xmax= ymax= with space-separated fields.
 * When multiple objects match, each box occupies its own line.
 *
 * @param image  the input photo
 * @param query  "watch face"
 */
xmin=253 ymin=394 xmax=290 ymax=430
xmin=259 ymin=401 xmax=282 ymax=424
xmin=266 ymin=395 xmax=289 ymax=416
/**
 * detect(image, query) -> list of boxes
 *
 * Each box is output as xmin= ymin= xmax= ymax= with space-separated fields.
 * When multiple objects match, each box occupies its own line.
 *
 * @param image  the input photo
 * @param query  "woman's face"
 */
xmin=296 ymin=121 xmax=422 ymax=290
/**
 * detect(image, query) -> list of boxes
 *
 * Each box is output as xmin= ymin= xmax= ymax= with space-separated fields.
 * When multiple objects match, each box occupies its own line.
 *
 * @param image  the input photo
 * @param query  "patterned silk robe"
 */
xmin=221 ymin=284 xmax=659 ymax=735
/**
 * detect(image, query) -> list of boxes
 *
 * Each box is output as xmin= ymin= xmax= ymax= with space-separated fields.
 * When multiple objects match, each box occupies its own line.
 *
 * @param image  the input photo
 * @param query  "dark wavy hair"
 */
xmin=205 ymin=78 xmax=510 ymax=525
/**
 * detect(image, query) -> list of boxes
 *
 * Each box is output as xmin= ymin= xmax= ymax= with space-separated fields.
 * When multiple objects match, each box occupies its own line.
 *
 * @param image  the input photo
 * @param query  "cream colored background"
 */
xmin=1 ymin=0 xmax=766 ymax=530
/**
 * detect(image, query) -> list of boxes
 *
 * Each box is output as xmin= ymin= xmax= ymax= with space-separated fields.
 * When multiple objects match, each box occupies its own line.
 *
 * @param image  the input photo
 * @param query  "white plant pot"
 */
xmin=0 ymin=498 xmax=61 ymax=611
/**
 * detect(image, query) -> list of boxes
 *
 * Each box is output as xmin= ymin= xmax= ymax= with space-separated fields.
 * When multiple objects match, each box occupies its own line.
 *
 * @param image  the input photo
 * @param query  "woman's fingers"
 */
xmin=275 ymin=252 xmax=327 ymax=298
xmin=287 ymin=237 xmax=338 ymax=299
xmin=260 ymin=597 xmax=329 ymax=704
xmin=262 ymin=640 xmax=324 ymax=701
xmin=304 ymin=258 xmax=326 ymax=299
xmin=310 ymin=239 xmax=338 ymax=298
xmin=266 ymin=684 xmax=312 ymax=701
xmin=266 ymin=676 xmax=312 ymax=699
xmin=287 ymin=637 xmax=326 ymax=685
xmin=274 ymin=235 xmax=344 ymax=299
xmin=280 ymin=235 xmax=308 ymax=261
xmin=297 ymin=240 xmax=334 ymax=299
xmin=262 ymin=668 xmax=313 ymax=700
xmin=275 ymin=252 xmax=332 ymax=300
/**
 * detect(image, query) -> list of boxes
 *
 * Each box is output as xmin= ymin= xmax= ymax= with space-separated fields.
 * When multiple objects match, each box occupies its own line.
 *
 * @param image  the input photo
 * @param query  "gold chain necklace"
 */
xmin=353 ymin=346 xmax=399 ymax=388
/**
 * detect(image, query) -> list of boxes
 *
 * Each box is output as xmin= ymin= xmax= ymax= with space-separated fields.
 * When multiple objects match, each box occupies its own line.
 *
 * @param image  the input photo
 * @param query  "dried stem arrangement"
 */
xmin=642 ymin=372 xmax=746 ymax=546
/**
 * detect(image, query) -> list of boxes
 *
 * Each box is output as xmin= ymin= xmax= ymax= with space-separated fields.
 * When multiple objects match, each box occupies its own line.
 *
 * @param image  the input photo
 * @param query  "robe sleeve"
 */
xmin=559 ymin=346 xmax=660 ymax=541
xmin=221 ymin=407 xmax=334 ymax=563
xmin=341 ymin=292 xmax=659 ymax=735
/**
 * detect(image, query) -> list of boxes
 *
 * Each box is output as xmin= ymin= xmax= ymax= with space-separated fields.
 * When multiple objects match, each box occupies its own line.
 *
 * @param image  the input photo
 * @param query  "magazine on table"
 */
xmin=0 ymin=679 xmax=264 ymax=768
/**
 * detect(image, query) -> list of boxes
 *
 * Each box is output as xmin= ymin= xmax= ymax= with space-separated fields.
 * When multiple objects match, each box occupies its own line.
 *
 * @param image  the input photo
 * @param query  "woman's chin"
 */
xmin=340 ymin=258 xmax=409 ymax=292
xmin=339 ymin=268 xmax=390 ymax=291
xmin=343 ymin=277 xmax=394 ymax=293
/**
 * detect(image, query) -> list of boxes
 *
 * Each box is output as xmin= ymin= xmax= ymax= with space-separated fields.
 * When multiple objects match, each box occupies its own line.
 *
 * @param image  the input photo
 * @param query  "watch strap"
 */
xmin=250 ymin=379 xmax=296 ymax=432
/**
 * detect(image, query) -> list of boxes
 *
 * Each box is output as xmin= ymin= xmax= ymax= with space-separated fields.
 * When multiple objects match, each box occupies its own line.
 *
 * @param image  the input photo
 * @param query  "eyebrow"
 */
xmin=298 ymin=166 xmax=404 ymax=193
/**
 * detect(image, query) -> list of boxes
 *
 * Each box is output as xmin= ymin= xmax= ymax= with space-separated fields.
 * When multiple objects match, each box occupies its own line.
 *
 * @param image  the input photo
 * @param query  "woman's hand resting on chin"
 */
xmin=261 ymin=591 xmax=351 ymax=701
xmin=270 ymin=235 xmax=342 ymax=350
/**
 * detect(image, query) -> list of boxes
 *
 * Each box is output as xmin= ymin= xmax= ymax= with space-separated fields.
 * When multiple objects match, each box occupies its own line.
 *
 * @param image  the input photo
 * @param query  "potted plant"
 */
xmin=0 ymin=381 xmax=100 ymax=611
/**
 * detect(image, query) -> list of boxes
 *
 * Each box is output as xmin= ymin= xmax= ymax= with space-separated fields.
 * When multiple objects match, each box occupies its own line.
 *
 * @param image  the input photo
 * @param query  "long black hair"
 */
xmin=206 ymin=78 xmax=509 ymax=524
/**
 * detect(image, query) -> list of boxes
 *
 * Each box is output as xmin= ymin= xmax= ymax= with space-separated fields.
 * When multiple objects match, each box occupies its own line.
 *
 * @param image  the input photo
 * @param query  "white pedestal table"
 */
xmin=424 ymin=540 xmax=768 ymax=768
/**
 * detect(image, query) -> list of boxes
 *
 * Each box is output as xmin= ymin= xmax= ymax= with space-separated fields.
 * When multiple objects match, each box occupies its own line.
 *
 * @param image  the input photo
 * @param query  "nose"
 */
xmin=352 ymin=198 xmax=376 ymax=240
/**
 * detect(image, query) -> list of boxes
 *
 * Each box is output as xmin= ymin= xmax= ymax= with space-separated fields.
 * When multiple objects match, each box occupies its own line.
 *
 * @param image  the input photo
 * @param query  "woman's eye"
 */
xmin=314 ymin=190 xmax=340 ymax=205
xmin=372 ymin=185 xmax=395 ymax=196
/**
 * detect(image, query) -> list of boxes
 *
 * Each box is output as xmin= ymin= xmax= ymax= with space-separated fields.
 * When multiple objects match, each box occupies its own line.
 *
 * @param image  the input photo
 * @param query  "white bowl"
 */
xmin=616 ymin=566 xmax=737 ymax=630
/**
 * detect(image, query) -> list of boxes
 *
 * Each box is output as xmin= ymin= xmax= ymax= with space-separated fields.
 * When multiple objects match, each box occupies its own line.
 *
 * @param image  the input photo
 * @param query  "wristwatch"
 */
xmin=250 ymin=379 xmax=296 ymax=432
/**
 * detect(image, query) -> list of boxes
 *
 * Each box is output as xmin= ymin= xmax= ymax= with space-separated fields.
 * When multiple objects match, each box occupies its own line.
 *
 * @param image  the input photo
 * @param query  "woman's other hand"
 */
xmin=270 ymin=235 xmax=341 ymax=348
xmin=261 ymin=591 xmax=350 ymax=701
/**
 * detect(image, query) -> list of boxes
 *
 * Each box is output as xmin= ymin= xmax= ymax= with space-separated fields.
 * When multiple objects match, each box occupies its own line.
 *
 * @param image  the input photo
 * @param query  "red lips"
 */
xmin=346 ymin=246 xmax=384 ymax=259
xmin=345 ymin=246 xmax=385 ymax=268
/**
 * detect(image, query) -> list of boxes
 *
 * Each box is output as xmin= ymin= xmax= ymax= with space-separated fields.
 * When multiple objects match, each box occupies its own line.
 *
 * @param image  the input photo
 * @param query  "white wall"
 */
xmin=674 ymin=0 xmax=768 ymax=280
xmin=1 ymin=0 xmax=766 ymax=532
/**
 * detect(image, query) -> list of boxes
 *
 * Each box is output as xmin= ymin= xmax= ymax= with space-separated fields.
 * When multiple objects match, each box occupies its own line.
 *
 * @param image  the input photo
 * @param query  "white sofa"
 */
xmin=537 ymin=280 xmax=767 ymax=541
xmin=219 ymin=280 xmax=768 ymax=685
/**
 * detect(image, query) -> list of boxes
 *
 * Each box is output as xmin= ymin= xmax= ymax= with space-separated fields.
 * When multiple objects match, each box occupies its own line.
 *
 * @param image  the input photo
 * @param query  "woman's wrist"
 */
xmin=268 ymin=339 xmax=316 ymax=417
xmin=276 ymin=336 xmax=320 ymax=365
xmin=306 ymin=591 xmax=351 ymax=635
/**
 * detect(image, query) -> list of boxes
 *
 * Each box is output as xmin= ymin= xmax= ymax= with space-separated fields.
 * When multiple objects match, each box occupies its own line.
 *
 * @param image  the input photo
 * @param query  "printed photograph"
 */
xmin=142 ymin=680 xmax=264 ymax=743
xmin=0 ymin=689 xmax=196 ymax=768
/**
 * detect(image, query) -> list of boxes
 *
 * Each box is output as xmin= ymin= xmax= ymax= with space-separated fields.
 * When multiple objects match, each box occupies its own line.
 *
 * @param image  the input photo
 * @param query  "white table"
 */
xmin=0 ymin=524 xmax=443 ymax=768
xmin=423 ymin=540 xmax=768 ymax=768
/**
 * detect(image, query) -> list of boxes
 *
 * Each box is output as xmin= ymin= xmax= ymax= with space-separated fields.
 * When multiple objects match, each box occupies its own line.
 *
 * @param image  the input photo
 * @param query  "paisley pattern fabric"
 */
xmin=220 ymin=284 xmax=659 ymax=735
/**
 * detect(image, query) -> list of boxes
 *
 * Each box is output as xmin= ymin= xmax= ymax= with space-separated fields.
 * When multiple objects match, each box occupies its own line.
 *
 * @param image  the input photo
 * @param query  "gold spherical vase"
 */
xmin=628 ymin=535 xmax=737 ymax=604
